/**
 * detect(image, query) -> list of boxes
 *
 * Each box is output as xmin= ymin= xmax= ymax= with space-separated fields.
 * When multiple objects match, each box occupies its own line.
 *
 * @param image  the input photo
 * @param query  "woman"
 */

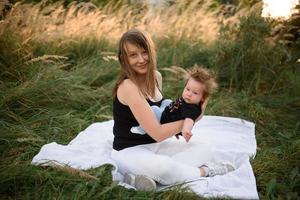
xmin=111 ymin=29 xmax=234 ymax=190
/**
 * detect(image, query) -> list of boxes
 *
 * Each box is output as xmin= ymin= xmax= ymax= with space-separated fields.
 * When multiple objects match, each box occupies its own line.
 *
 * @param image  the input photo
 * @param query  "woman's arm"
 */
xmin=118 ymin=79 xmax=183 ymax=142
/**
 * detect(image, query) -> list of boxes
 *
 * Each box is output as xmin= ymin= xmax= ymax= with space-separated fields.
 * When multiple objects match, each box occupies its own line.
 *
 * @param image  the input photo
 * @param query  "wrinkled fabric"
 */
xmin=32 ymin=116 xmax=259 ymax=199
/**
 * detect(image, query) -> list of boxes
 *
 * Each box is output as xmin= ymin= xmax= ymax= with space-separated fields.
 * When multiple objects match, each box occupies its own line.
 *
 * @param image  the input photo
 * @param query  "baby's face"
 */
xmin=182 ymin=78 xmax=205 ymax=104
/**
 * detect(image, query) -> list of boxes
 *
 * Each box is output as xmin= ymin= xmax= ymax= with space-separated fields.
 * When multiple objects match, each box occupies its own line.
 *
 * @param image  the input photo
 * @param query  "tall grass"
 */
xmin=3 ymin=0 xmax=226 ymax=43
xmin=212 ymin=12 xmax=289 ymax=94
xmin=1 ymin=0 xmax=299 ymax=199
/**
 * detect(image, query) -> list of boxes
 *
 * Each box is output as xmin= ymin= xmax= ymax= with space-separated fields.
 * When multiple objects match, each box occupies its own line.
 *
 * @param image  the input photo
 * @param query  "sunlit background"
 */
xmin=262 ymin=0 xmax=299 ymax=19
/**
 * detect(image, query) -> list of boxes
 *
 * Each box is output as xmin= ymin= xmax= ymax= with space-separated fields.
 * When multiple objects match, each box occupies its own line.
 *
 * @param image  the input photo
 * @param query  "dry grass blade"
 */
xmin=25 ymin=55 xmax=68 ymax=65
xmin=161 ymin=66 xmax=189 ymax=79
xmin=51 ymin=165 xmax=98 ymax=180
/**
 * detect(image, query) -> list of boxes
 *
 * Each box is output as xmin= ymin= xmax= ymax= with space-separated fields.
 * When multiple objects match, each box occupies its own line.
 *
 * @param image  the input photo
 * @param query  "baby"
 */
xmin=131 ymin=66 xmax=218 ymax=142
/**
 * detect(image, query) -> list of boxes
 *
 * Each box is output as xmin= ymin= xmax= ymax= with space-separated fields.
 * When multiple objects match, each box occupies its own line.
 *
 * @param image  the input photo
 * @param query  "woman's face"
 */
xmin=124 ymin=42 xmax=149 ymax=75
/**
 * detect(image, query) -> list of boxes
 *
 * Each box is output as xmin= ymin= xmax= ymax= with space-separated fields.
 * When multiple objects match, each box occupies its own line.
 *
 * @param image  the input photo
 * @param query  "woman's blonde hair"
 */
xmin=113 ymin=29 xmax=157 ymax=98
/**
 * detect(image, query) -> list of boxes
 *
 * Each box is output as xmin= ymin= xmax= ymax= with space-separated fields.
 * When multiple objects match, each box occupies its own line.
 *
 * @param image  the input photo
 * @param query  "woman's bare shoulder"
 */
xmin=155 ymin=70 xmax=162 ymax=90
xmin=119 ymin=79 xmax=138 ymax=92
xmin=118 ymin=79 xmax=141 ymax=103
xmin=155 ymin=70 xmax=162 ymax=80
xmin=155 ymin=70 xmax=161 ymax=75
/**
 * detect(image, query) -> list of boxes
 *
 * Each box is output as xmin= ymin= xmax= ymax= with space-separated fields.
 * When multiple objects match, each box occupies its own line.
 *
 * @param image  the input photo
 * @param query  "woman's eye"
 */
xmin=129 ymin=54 xmax=137 ymax=57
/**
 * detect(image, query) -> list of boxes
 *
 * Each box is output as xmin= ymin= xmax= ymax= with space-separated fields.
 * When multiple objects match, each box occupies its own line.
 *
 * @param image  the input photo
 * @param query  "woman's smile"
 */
xmin=138 ymin=63 xmax=148 ymax=70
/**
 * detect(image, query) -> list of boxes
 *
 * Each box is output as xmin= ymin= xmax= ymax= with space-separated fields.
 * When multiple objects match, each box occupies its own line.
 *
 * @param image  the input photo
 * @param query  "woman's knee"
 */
xmin=147 ymin=157 xmax=176 ymax=185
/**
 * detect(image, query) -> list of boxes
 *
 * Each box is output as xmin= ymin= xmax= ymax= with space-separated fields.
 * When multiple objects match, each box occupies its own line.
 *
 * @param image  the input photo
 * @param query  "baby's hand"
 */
xmin=182 ymin=129 xmax=193 ymax=142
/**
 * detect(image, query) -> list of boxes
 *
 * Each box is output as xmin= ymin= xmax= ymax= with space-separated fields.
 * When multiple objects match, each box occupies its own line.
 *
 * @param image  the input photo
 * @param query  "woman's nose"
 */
xmin=137 ymin=54 xmax=145 ymax=62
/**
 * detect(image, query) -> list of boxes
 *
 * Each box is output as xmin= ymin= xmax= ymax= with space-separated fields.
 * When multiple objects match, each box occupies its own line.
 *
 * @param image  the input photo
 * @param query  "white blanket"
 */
xmin=32 ymin=116 xmax=259 ymax=199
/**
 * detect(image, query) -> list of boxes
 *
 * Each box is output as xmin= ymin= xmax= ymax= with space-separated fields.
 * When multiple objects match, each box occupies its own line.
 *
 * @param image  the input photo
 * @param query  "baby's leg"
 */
xmin=152 ymin=105 xmax=163 ymax=122
xmin=130 ymin=105 xmax=163 ymax=135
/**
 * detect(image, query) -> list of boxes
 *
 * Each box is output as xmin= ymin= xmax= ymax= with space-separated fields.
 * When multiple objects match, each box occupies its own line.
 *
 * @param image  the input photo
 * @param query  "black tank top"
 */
xmin=113 ymin=95 xmax=163 ymax=151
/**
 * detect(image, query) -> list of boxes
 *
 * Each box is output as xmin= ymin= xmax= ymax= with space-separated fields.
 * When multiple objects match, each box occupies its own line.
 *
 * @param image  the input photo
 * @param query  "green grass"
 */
xmin=1 ymin=7 xmax=300 ymax=200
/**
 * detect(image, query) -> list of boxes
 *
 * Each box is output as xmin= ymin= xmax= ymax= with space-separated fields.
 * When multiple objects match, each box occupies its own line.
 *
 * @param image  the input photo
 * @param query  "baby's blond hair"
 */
xmin=187 ymin=66 xmax=218 ymax=99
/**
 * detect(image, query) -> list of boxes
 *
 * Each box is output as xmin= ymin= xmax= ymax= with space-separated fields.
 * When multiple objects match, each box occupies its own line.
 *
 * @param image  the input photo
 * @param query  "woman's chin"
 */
xmin=136 ymin=69 xmax=148 ymax=75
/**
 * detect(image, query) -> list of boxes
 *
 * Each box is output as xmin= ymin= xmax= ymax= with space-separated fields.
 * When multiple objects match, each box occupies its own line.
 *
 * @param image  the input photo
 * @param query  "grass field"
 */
xmin=1 ymin=0 xmax=299 ymax=199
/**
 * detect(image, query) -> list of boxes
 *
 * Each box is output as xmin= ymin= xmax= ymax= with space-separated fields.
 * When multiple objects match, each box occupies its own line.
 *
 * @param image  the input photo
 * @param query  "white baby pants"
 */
xmin=111 ymin=137 xmax=213 ymax=185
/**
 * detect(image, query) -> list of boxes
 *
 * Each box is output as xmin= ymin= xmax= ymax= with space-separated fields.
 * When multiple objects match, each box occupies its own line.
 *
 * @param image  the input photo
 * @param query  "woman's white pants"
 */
xmin=111 ymin=137 xmax=213 ymax=185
